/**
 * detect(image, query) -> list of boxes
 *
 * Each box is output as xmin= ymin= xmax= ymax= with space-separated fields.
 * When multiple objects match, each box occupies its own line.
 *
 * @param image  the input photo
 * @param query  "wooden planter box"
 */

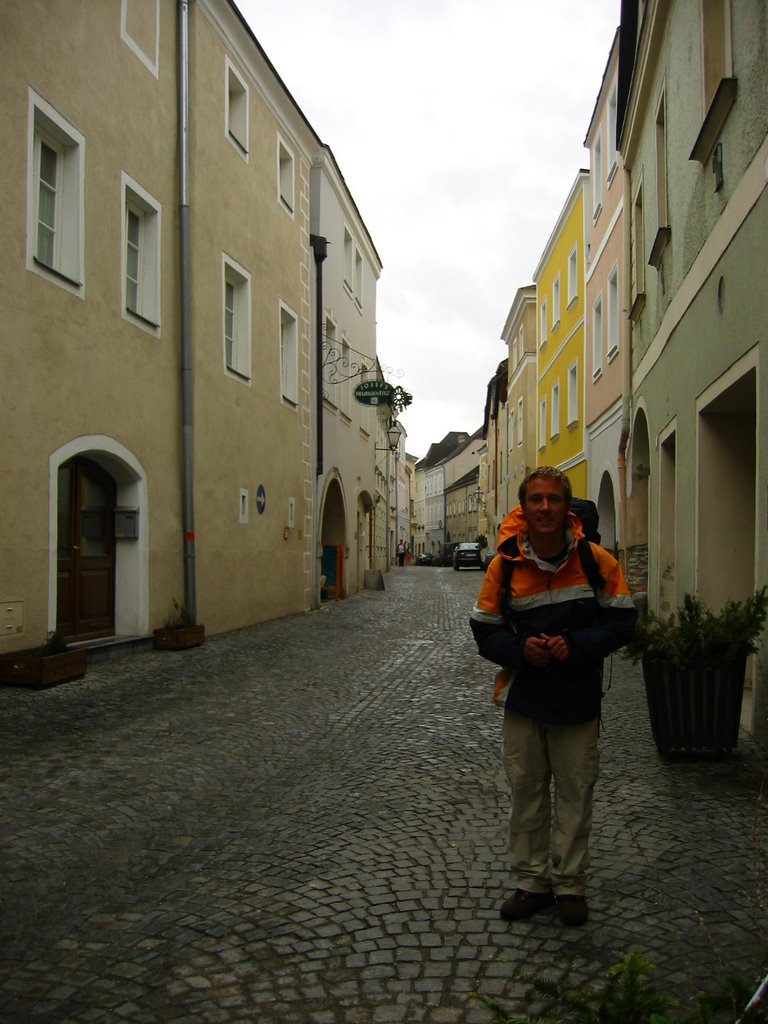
xmin=0 ymin=647 xmax=88 ymax=687
xmin=153 ymin=624 xmax=205 ymax=650
xmin=641 ymin=652 xmax=747 ymax=755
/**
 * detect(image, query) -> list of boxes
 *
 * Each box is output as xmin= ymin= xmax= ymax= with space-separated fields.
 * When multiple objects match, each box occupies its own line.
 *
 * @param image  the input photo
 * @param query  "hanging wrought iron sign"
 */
xmin=353 ymin=380 xmax=395 ymax=406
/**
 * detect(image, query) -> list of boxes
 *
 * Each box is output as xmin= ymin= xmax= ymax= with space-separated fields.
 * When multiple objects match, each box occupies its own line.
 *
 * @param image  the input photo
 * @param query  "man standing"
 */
xmin=470 ymin=467 xmax=636 ymax=926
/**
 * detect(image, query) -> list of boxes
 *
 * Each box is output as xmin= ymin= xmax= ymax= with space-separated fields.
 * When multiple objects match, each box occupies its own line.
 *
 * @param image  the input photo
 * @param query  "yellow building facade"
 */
xmin=533 ymin=171 xmax=589 ymax=498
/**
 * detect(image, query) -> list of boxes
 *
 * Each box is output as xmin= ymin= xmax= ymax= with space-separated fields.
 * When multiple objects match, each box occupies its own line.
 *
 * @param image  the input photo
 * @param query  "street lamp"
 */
xmin=376 ymin=419 xmax=402 ymax=452
xmin=375 ymin=419 xmax=403 ymax=568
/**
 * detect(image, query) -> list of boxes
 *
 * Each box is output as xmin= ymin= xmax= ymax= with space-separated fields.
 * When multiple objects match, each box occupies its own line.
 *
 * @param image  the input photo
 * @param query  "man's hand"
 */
xmin=541 ymin=633 xmax=569 ymax=662
xmin=522 ymin=636 xmax=552 ymax=667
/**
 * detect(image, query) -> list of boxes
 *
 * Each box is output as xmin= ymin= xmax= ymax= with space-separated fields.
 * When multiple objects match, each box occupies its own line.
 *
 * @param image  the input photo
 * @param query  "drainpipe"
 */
xmin=309 ymin=235 xmax=328 ymax=477
xmin=309 ymin=234 xmax=328 ymax=609
xmin=617 ymin=164 xmax=633 ymax=572
xmin=178 ymin=1 xmax=196 ymax=620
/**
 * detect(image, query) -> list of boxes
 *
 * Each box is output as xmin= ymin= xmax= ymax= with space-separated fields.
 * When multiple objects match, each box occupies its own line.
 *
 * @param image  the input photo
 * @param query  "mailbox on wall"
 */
xmin=114 ymin=508 xmax=139 ymax=539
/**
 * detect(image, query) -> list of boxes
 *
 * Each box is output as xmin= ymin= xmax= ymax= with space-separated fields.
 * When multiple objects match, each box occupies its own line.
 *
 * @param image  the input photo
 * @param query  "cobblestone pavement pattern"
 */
xmin=2 ymin=567 xmax=767 ymax=1023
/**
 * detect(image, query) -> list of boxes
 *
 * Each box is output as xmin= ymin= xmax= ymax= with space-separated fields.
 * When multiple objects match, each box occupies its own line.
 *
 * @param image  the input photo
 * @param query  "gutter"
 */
xmin=178 ymin=0 xmax=197 ymax=620
xmin=617 ymin=164 xmax=632 ymax=570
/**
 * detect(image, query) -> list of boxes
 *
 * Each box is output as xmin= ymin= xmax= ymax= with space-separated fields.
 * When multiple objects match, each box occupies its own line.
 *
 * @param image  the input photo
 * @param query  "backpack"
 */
xmin=499 ymin=498 xmax=605 ymax=614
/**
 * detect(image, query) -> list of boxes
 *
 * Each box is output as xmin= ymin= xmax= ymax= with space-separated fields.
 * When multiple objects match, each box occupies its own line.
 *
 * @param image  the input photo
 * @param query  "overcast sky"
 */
xmin=237 ymin=0 xmax=620 ymax=459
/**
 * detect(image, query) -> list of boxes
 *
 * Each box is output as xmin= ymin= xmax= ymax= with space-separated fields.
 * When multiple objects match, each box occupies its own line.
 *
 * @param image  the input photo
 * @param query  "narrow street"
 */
xmin=1 ymin=566 xmax=766 ymax=1023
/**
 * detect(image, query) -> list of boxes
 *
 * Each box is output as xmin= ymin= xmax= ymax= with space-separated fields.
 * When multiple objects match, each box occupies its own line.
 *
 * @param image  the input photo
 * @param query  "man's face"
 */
xmin=522 ymin=477 xmax=568 ymax=541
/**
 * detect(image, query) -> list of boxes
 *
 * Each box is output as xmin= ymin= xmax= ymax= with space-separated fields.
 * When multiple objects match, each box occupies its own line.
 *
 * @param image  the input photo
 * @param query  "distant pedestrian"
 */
xmin=396 ymin=540 xmax=406 ymax=567
xmin=470 ymin=467 xmax=636 ymax=926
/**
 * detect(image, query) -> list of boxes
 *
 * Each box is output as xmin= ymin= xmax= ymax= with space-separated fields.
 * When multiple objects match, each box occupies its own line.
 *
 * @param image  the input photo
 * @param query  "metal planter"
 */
xmin=641 ymin=652 xmax=748 ymax=755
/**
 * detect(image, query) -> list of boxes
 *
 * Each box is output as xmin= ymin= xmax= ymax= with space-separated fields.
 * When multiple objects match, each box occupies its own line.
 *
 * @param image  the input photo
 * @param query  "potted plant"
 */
xmin=153 ymin=599 xmax=205 ymax=651
xmin=0 ymin=629 xmax=88 ymax=688
xmin=626 ymin=586 xmax=768 ymax=755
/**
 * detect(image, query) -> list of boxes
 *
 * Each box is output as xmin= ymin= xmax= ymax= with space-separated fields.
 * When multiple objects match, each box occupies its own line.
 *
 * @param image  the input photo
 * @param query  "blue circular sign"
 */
xmin=256 ymin=485 xmax=266 ymax=514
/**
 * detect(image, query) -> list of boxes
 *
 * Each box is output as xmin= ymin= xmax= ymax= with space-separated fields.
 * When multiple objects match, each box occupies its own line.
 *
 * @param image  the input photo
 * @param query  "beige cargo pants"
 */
xmin=501 ymin=710 xmax=599 ymax=896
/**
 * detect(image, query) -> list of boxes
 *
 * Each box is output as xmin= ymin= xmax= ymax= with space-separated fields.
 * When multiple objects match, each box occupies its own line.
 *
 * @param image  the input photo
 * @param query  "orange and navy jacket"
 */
xmin=470 ymin=505 xmax=637 ymax=725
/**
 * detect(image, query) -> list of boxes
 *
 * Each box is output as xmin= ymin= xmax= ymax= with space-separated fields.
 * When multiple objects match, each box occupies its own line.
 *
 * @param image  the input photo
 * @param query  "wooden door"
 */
xmin=57 ymin=458 xmax=116 ymax=640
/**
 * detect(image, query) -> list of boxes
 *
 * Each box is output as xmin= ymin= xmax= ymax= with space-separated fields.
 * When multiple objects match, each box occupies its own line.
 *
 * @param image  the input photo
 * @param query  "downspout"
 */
xmin=617 ymin=164 xmax=632 ymax=571
xmin=178 ymin=1 xmax=196 ymax=620
xmin=309 ymin=235 xmax=328 ymax=477
xmin=309 ymin=234 xmax=328 ymax=609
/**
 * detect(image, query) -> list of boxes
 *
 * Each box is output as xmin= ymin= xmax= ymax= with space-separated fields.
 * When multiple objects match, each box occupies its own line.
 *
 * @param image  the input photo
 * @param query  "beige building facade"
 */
xmin=0 ymin=0 xmax=381 ymax=653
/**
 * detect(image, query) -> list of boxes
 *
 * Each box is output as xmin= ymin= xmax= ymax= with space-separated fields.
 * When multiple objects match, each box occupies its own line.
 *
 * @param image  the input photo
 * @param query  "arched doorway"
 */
xmin=320 ymin=477 xmax=346 ymax=601
xmin=57 ymin=456 xmax=116 ymax=640
xmin=628 ymin=407 xmax=651 ymax=596
xmin=50 ymin=437 xmax=148 ymax=640
xmin=596 ymin=471 xmax=617 ymax=554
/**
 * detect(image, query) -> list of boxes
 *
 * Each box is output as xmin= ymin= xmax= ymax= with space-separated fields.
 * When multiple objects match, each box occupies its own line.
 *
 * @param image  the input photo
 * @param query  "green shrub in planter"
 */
xmin=624 ymin=587 xmax=767 ymax=755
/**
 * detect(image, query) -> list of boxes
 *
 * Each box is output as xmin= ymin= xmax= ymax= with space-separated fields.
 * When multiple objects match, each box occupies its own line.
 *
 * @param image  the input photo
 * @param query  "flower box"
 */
xmin=0 ymin=647 xmax=88 ymax=687
xmin=152 ymin=624 xmax=205 ymax=650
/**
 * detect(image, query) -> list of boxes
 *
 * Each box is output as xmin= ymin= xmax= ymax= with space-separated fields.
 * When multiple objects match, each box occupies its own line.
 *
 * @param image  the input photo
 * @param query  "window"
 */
xmin=607 ymin=266 xmax=619 ymax=357
xmin=122 ymin=174 xmax=160 ymax=329
xmin=630 ymin=183 xmax=646 ymax=321
xmin=607 ymin=85 xmax=618 ymax=180
xmin=550 ymin=382 xmax=560 ymax=439
xmin=691 ymin=0 xmax=736 ymax=163
xmin=516 ymin=398 xmax=524 ymax=445
xmin=649 ymin=90 xmax=671 ymax=268
xmin=512 ymin=339 xmax=518 ymax=369
xmin=539 ymin=298 xmax=548 ymax=345
xmin=280 ymin=302 xmax=298 ymax=405
xmin=343 ymin=225 xmax=364 ymax=307
xmin=277 ymin=136 xmax=294 ymax=213
xmin=552 ymin=275 xmax=561 ymax=330
xmin=592 ymin=132 xmax=603 ymax=217
xmin=567 ymin=245 xmax=578 ymax=306
xmin=343 ymin=227 xmax=353 ymax=289
xmin=28 ymin=90 xmax=84 ymax=291
xmin=567 ymin=362 xmax=578 ymax=425
xmin=223 ymin=255 xmax=251 ymax=380
xmin=340 ymin=336 xmax=351 ymax=417
xmin=592 ymin=296 xmax=603 ymax=378
xmin=226 ymin=59 xmax=248 ymax=155
xmin=701 ymin=0 xmax=733 ymax=112
xmin=121 ymin=0 xmax=160 ymax=77
xmin=354 ymin=249 xmax=363 ymax=308
xmin=539 ymin=398 xmax=547 ymax=449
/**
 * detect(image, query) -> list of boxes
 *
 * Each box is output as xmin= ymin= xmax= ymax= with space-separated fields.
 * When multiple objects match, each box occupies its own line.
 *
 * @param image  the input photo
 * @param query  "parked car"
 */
xmin=453 ymin=542 xmax=483 ymax=570
xmin=482 ymin=547 xmax=497 ymax=570
xmin=417 ymin=551 xmax=434 ymax=566
xmin=439 ymin=542 xmax=460 ymax=566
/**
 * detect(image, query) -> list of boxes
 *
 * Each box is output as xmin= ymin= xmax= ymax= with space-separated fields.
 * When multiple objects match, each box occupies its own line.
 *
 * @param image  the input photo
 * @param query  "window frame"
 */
xmin=277 ymin=135 xmax=295 ymax=215
xmin=567 ymin=244 xmax=578 ymax=307
xmin=516 ymin=397 xmax=524 ymax=446
xmin=552 ymin=274 xmax=561 ymax=331
xmin=550 ymin=381 xmax=560 ymax=439
xmin=122 ymin=173 xmax=161 ymax=332
xmin=592 ymin=295 xmax=603 ymax=379
xmin=225 ymin=58 xmax=249 ymax=158
xmin=567 ymin=362 xmax=578 ymax=426
xmin=592 ymin=131 xmax=603 ymax=219
xmin=222 ymin=254 xmax=252 ymax=382
xmin=539 ymin=397 xmax=547 ymax=450
xmin=27 ymin=89 xmax=85 ymax=294
xmin=607 ymin=265 xmax=620 ymax=359
xmin=539 ymin=298 xmax=548 ymax=346
xmin=279 ymin=300 xmax=299 ymax=406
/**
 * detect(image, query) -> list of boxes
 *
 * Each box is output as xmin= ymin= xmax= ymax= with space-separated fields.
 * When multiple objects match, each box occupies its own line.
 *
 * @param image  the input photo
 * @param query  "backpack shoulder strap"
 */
xmin=577 ymin=538 xmax=605 ymax=595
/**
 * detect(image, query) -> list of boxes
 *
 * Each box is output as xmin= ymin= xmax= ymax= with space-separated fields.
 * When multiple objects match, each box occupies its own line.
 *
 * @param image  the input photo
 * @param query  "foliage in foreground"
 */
xmin=625 ymin=586 xmax=768 ymax=668
xmin=469 ymin=951 xmax=768 ymax=1024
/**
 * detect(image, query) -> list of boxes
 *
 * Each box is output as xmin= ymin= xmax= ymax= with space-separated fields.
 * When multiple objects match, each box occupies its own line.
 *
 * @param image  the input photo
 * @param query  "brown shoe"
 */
xmin=499 ymin=888 xmax=555 ymax=921
xmin=557 ymin=894 xmax=588 ymax=926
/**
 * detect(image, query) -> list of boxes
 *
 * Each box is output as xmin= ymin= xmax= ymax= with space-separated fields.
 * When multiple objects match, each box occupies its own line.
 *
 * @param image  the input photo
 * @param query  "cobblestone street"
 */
xmin=1 ymin=566 xmax=767 ymax=1023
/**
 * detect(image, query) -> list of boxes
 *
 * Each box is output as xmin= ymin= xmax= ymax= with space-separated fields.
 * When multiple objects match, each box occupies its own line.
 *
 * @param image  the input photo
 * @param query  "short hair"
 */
xmin=518 ymin=466 xmax=572 ymax=508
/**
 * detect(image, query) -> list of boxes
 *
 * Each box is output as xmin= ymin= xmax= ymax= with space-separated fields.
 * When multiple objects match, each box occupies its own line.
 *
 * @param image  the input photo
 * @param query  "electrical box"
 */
xmin=3 ymin=601 xmax=24 ymax=636
xmin=114 ymin=508 xmax=139 ymax=539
